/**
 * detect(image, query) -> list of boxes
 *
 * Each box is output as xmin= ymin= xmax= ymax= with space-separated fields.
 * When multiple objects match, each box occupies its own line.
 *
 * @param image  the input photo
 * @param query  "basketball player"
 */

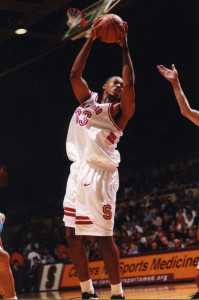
xmin=0 ymin=212 xmax=17 ymax=299
xmin=157 ymin=64 xmax=199 ymax=126
xmin=158 ymin=64 xmax=199 ymax=299
xmin=63 ymin=21 xmax=135 ymax=299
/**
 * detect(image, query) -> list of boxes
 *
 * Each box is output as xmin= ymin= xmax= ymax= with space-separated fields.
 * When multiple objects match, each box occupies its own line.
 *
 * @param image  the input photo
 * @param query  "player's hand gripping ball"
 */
xmin=92 ymin=14 xmax=127 ymax=44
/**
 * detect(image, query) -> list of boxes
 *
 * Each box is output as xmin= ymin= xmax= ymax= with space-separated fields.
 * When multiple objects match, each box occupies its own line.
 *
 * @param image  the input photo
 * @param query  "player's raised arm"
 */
xmin=157 ymin=64 xmax=199 ymax=126
xmin=70 ymin=29 xmax=97 ymax=104
xmin=117 ymin=25 xmax=135 ymax=129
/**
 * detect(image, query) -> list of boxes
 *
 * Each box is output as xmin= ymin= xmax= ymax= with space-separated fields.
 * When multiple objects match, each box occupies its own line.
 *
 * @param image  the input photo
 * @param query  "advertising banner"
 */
xmin=39 ymin=263 xmax=64 ymax=291
xmin=60 ymin=248 xmax=199 ymax=288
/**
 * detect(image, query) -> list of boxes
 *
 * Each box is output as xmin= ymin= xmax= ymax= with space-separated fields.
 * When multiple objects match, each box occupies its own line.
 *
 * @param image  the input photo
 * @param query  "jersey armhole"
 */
xmin=82 ymin=91 xmax=98 ymax=105
xmin=108 ymin=103 xmax=123 ymax=132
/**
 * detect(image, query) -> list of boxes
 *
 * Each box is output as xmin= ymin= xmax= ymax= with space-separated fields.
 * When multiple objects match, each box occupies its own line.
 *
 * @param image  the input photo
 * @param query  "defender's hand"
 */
xmin=157 ymin=64 xmax=179 ymax=84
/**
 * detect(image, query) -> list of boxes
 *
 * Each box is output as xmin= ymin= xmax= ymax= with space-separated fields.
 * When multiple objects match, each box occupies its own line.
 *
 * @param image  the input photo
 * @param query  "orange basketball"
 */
xmin=94 ymin=14 xmax=125 ymax=43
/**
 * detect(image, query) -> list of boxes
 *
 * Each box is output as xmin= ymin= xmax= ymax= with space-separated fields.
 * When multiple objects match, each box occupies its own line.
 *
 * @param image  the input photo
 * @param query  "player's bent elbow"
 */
xmin=181 ymin=109 xmax=199 ymax=126
xmin=70 ymin=70 xmax=80 ymax=81
xmin=180 ymin=107 xmax=190 ymax=118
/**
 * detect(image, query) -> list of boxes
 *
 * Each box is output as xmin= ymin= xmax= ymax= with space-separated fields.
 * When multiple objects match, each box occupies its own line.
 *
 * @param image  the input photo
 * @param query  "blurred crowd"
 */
xmin=2 ymin=156 xmax=199 ymax=293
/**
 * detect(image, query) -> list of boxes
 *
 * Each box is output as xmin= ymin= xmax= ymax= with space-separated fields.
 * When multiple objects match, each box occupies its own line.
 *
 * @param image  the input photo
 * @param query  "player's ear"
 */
xmin=102 ymin=83 xmax=107 ymax=90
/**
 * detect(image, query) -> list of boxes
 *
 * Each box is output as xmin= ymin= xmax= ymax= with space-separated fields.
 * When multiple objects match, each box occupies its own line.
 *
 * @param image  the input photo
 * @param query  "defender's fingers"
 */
xmin=123 ymin=21 xmax=128 ymax=33
xmin=93 ymin=15 xmax=103 ymax=27
xmin=158 ymin=65 xmax=167 ymax=70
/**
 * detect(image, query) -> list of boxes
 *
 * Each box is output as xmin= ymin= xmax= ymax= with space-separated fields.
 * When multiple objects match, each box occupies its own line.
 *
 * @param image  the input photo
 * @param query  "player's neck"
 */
xmin=101 ymin=93 xmax=116 ymax=104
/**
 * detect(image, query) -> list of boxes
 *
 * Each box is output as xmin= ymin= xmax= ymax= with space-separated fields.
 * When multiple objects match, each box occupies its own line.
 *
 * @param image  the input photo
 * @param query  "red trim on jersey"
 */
xmin=75 ymin=216 xmax=93 ymax=224
xmin=108 ymin=103 xmax=123 ymax=132
xmin=110 ymin=131 xmax=117 ymax=140
xmin=94 ymin=94 xmax=98 ymax=102
xmin=76 ymin=216 xmax=90 ymax=220
xmin=64 ymin=207 xmax=76 ymax=212
xmin=107 ymin=130 xmax=117 ymax=144
xmin=107 ymin=135 xmax=114 ymax=144
xmin=64 ymin=212 xmax=76 ymax=217
xmin=75 ymin=221 xmax=93 ymax=225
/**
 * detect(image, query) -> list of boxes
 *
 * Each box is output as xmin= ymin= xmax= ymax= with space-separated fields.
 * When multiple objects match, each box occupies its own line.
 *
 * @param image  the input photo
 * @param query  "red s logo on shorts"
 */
xmin=103 ymin=205 xmax=112 ymax=220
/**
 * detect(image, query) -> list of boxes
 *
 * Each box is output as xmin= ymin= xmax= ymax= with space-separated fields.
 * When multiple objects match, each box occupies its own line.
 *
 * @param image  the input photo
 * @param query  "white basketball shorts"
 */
xmin=63 ymin=160 xmax=119 ymax=236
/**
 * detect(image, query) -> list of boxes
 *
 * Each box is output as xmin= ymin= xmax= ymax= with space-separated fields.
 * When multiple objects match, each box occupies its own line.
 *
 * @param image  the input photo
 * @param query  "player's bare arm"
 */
xmin=0 ymin=212 xmax=5 ymax=224
xmin=112 ymin=27 xmax=135 ymax=131
xmin=70 ymin=31 xmax=96 ymax=104
xmin=157 ymin=64 xmax=199 ymax=126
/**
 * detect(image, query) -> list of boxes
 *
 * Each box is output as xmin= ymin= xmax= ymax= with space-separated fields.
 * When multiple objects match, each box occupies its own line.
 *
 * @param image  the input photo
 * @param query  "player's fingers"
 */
xmin=91 ymin=23 xmax=101 ymax=37
xmin=157 ymin=65 xmax=163 ymax=71
xmin=158 ymin=65 xmax=168 ymax=72
xmin=172 ymin=64 xmax=175 ymax=70
xmin=90 ymin=27 xmax=97 ymax=40
xmin=93 ymin=15 xmax=103 ymax=27
xmin=159 ymin=64 xmax=166 ymax=69
xmin=118 ymin=24 xmax=127 ymax=36
xmin=123 ymin=21 xmax=128 ymax=33
xmin=157 ymin=66 xmax=166 ymax=76
xmin=117 ymin=26 xmax=127 ymax=42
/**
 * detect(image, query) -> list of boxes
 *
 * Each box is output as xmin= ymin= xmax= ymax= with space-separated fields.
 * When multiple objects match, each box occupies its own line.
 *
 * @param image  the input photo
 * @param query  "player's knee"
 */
xmin=0 ymin=249 xmax=10 ymax=268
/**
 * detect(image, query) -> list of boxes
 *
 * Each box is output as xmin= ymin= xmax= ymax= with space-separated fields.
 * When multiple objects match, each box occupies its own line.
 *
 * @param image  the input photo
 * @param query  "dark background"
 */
xmin=0 ymin=0 xmax=199 ymax=217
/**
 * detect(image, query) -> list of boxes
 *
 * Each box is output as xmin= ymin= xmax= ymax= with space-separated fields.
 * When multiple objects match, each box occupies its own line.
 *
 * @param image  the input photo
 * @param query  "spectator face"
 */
xmin=151 ymin=242 xmax=157 ymax=250
xmin=61 ymin=252 xmax=67 ymax=259
xmin=182 ymin=224 xmax=188 ymax=232
xmin=177 ymin=215 xmax=184 ymax=222
xmin=122 ymin=231 xmax=127 ymax=237
xmin=163 ymin=213 xmax=169 ymax=221
xmin=146 ymin=236 xmax=152 ymax=244
xmin=130 ymin=243 xmax=137 ymax=251
xmin=187 ymin=213 xmax=192 ymax=220
xmin=132 ymin=228 xmax=138 ymax=235
xmin=121 ymin=224 xmax=127 ymax=231
xmin=169 ymin=225 xmax=175 ymax=232
xmin=161 ymin=236 xmax=168 ymax=245
xmin=173 ymin=239 xmax=181 ymax=248
xmin=33 ymin=257 xmax=39 ymax=264
xmin=132 ymin=215 xmax=136 ymax=221
xmin=13 ymin=260 xmax=19 ymax=268
xmin=170 ymin=232 xmax=176 ymax=240
xmin=178 ymin=208 xmax=183 ymax=215
xmin=189 ymin=230 xmax=195 ymax=238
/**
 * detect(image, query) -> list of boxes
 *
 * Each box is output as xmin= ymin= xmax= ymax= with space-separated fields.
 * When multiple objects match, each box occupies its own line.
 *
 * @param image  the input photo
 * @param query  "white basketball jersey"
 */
xmin=66 ymin=92 xmax=123 ymax=168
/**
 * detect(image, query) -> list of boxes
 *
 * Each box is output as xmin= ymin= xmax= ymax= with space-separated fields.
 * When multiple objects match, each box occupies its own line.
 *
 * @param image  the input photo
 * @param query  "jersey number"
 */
xmin=103 ymin=205 xmax=112 ymax=220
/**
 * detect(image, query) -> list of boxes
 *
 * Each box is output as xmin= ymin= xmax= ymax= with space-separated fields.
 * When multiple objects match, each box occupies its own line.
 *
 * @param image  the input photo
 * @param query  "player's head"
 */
xmin=101 ymin=76 xmax=123 ymax=103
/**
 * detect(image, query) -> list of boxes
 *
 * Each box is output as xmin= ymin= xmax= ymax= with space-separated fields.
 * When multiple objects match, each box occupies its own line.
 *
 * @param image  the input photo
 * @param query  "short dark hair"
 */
xmin=104 ymin=75 xmax=122 ymax=84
